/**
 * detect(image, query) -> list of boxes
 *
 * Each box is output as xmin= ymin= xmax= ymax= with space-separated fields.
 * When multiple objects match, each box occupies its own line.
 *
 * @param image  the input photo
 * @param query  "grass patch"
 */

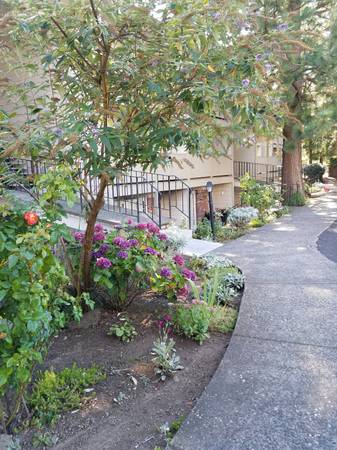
xmin=29 ymin=364 xmax=106 ymax=427
xmin=209 ymin=307 xmax=238 ymax=333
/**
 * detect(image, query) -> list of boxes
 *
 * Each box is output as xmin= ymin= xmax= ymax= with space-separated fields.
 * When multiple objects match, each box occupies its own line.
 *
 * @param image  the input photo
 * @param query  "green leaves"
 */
xmin=0 ymin=200 xmax=84 ymax=422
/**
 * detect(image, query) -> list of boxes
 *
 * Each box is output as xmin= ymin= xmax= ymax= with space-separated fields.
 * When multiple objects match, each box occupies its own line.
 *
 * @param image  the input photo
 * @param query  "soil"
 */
xmin=19 ymin=294 xmax=237 ymax=450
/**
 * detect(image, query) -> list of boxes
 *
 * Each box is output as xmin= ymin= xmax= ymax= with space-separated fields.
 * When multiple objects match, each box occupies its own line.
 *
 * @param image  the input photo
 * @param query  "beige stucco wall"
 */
xmin=234 ymin=137 xmax=282 ymax=166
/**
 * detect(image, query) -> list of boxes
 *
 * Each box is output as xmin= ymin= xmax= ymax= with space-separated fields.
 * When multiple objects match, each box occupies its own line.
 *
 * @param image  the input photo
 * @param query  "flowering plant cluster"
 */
xmin=69 ymin=220 xmax=196 ymax=310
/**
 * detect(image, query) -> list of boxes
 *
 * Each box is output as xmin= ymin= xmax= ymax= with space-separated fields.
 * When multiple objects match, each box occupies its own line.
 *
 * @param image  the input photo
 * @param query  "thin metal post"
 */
xmin=208 ymin=190 xmax=215 ymax=241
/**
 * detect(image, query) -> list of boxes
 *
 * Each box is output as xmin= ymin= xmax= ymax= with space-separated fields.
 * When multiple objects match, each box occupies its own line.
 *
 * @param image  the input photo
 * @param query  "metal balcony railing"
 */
xmin=234 ymin=161 xmax=282 ymax=184
xmin=4 ymin=158 xmax=193 ymax=229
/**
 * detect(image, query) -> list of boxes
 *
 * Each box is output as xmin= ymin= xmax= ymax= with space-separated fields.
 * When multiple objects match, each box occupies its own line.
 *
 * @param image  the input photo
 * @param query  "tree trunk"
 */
xmin=80 ymin=173 xmax=109 ymax=292
xmin=282 ymin=0 xmax=304 ymax=204
xmin=282 ymin=137 xmax=304 ymax=203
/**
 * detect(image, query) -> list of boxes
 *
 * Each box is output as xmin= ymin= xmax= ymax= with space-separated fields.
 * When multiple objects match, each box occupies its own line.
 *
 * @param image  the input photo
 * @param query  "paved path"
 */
xmin=169 ymin=190 xmax=337 ymax=450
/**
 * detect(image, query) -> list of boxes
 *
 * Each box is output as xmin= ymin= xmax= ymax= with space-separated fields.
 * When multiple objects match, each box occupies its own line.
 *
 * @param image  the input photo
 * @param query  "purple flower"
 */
xmin=93 ymin=243 xmax=110 ymax=258
xmin=158 ymin=315 xmax=173 ymax=335
xmin=96 ymin=257 xmax=112 ymax=269
xmin=255 ymin=54 xmax=263 ymax=61
xmin=127 ymin=218 xmax=133 ymax=225
xmin=144 ymin=247 xmax=158 ymax=256
xmin=135 ymin=223 xmax=148 ymax=230
xmin=173 ymin=254 xmax=185 ymax=266
xmin=73 ymin=231 xmax=85 ymax=243
xmin=147 ymin=223 xmax=160 ymax=234
xmin=264 ymin=63 xmax=273 ymax=74
xmin=53 ymin=127 xmax=63 ymax=137
xmin=160 ymin=266 xmax=172 ymax=278
xmin=242 ymin=78 xmax=250 ymax=88
xmin=113 ymin=236 xmax=130 ymax=249
xmin=277 ymin=23 xmax=288 ymax=32
xmin=127 ymin=238 xmax=139 ymax=247
xmin=158 ymin=233 xmax=168 ymax=241
xmin=94 ymin=223 xmax=104 ymax=233
xmin=182 ymin=268 xmax=197 ymax=281
xmin=93 ymin=231 xmax=105 ymax=242
xmin=117 ymin=250 xmax=128 ymax=259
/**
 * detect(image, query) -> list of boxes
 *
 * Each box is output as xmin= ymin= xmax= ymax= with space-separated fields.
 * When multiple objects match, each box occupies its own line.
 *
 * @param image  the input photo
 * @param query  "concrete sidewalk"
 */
xmin=169 ymin=190 xmax=337 ymax=450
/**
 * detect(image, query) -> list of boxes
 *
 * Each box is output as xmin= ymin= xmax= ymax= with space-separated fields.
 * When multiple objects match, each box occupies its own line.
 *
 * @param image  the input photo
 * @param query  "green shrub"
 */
xmin=193 ymin=217 xmax=222 ymax=240
xmin=214 ymin=226 xmax=246 ymax=242
xmin=240 ymin=173 xmax=281 ymax=216
xmin=250 ymin=217 xmax=267 ymax=227
xmin=172 ymin=302 xmax=211 ymax=344
xmin=303 ymin=163 xmax=325 ymax=183
xmin=29 ymin=364 xmax=106 ymax=426
xmin=286 ymin=192 xmax=306 ymax=206
xmin=107 ymin=316 xmax=137 ymax=342
xmin=0 ymin=199 xmax=87 ymax=428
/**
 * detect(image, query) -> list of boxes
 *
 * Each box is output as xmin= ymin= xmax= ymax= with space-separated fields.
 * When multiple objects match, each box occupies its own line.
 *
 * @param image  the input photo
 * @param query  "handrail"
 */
xmin=6 ymin=157 xmax=193 ymax=229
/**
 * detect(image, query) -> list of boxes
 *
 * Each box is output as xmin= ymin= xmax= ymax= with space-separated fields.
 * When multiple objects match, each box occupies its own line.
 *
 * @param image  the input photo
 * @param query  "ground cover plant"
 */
xmin=29 ymin=364 xmax=106 ymax=427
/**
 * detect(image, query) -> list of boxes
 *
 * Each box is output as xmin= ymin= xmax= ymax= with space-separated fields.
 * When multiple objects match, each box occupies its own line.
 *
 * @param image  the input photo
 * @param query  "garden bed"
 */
xmin=18 ymin=292 xmax=241 ymax=450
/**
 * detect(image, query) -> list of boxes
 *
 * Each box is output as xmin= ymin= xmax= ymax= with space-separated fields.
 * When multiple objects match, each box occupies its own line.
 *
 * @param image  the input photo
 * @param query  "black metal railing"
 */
xmin=234 ymin=161 xmax=282 ymax=184
xmin=4 ymin=157 xmax=193 ymax=229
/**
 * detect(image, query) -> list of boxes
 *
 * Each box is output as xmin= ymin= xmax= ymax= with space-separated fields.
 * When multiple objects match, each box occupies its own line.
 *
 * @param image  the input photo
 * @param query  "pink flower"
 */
xmin=127 ymin=218 xmax=133 ymax=225
xmin=73 ymin=231 xmax=85 ymax=243
xmin=93 ymin=231 xmax=105 ymax=242
xmin=177 ymin=285 xmax=190 ymax=298
xmin=173 ymin=254 xmax=185 ymax=266
xmin=94 ymin=223 xmax=104 ymax=233
xmin=135 ymin=223 xmax=148 ymax=230
xmin=158 ymin=233 xmax=168 ymax=241
xmin=96 ymin=257 xmax=112 ymax=269
xmin=147 ymin=223 xmax=160 ymax=234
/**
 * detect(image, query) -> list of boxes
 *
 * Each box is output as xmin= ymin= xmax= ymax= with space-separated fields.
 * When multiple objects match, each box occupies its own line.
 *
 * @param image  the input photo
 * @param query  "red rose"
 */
xmin=24 ymin=211 xmax=39 ymax=226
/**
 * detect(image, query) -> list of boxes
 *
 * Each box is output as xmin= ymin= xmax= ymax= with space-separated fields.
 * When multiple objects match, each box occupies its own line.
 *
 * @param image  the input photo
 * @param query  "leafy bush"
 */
xmin=303 ymin=163 xmax=325 ymax=183
xmin=29 ymin=364 xmax=105 ymax=426
xmin=227 ymin=207 xmax=258 ymax=229
xmin=193 ymin=216 xmax=223 ymax=241
xmin=286 ymin=192 xmax=306 ymax=206
xmin=68 ymin=222 xmax=198 ymax=308
xmin=152 ymin=332 xmax=183 ymax=381
xmin=107 ymin=316 xmax=137 ymax=342
xmin=172 ymin=302 xmax=211 ymax=344
xmin=214 ymin=226 xmax=246 ymax=242
xmin=0 ymin=199 xmax=85 ymax=428
xmin=240 ymin=173 xmax=281 ymax=216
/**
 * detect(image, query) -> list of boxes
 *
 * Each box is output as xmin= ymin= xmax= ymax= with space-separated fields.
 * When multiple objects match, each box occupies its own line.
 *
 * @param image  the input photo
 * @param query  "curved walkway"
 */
xmin=170 ymin=190 xmax=337 ymax=450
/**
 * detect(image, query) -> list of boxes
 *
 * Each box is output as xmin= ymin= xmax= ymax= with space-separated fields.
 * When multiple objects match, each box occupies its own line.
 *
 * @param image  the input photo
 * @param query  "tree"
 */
xmin=255 ymin=0 xmax=337 ymax=203
xmin=1 ymin=0 xmax=285 ymax=291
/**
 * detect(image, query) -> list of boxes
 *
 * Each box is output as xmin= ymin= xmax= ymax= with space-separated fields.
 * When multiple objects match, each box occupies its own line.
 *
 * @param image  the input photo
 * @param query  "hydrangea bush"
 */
xmin=68 ymin=221 xmax=197 ymax=310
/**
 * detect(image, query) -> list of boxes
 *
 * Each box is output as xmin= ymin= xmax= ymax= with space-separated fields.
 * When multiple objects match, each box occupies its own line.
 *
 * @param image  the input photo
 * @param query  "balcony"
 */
xmin=234 ymin=161 xmax=282 ymax=184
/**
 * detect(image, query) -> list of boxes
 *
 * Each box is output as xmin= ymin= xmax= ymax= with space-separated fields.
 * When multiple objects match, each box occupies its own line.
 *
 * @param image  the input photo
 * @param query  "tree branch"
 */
xmin=50 ymin=17 xmax=97 ymax=72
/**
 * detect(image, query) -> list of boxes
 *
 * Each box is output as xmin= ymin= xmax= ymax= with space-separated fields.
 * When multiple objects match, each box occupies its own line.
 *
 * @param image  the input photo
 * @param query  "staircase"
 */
xmin=5 ymin=158 xmax=193 ymax=229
